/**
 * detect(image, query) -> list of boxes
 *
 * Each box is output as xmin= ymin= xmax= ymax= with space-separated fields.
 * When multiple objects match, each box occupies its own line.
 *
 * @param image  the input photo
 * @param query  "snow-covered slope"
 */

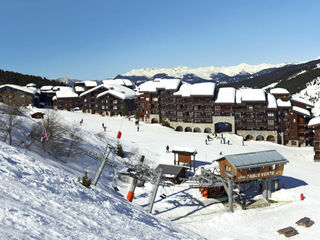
xmin=0 ymin=142 xmax=202 ymax=240
xmin=294 ymin=77 xmax=320 ymax=116
xmin=2 ymin=108 xmax=320 ymax=240
xmin=122 ymin=63 xmax=286 ymax=80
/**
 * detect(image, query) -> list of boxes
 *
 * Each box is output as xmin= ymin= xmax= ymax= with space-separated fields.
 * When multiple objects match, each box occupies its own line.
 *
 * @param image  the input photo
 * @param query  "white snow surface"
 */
xmin=102 ymin=79 xmax=133 ymax=87
xmin=74 ymin=86 xmax=85 ymax=92
xmin=84 ymin=80 xmax=97 ymax=87
xmin=292 ymin=106 xmax=311 ymax=117
xmin=237 ymin=89 xmax=266 ymax=102
xmin=308 ymin=116 xmax=320 ymax=127
xmin=40 ymin=85 xmax=54 ymax=91
xmin=96 ymin=85 xmax=136 ymax=100
xmin=291 ymin=96 xmax=314 ymax=107
xmin=122 ymin=63 xmax=286 ymax=80
xmin=0 ymin=84 xmax=37 ymax=95
xmin=1 ymin=107 xmax=320 ymax=240
xmin=277 ymin=99 xmax=291 ymax=107
xmin=172 ymin=146 xmax=197 ymax=153
xmin=138 ymin=78 xmax=181 ymax=93
xmin=266 ymin=93 xmax=277 ymax=109
xmin=215 ymin=87 xmax=236 ymax=103
xmin=173 ymin=82 xmax=215 ymax=97
xmin=55 ymin=87 xmax=78 ymax=98
xmin=270 ymin=88 xmax=289 ymax=94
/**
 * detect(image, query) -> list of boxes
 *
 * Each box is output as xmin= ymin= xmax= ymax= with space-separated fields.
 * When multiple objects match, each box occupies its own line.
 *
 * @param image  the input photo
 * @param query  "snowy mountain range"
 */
xmin=115 ymin=63 xmax=288 ymax=85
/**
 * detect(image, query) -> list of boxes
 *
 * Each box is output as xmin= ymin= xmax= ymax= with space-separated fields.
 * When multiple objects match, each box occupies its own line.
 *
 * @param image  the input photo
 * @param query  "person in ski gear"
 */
xmin=166 ymin=145 xmax=169 ymax=152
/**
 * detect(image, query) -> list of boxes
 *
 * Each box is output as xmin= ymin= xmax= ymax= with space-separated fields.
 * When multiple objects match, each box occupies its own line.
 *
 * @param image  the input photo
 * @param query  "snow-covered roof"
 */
xmin=84 ymin=81 xmax=97 ymax=87
xmin=236 ymin=88 xmax=266 ymax=103
xmin=26 ymin=83 xmax=36 ymax=88
xmin=308 ymin=117 xmax=320 ymax=127
xmin=96 ymin=85 xmax=136 ymax=100
xmin=173 ymin=82 xmax=215 ymax=97
xmin=80 ymin=84 xmax=105 ymax=97
xmin=55 ymin=87 xmax=78 ymax=99
xmin=291 ymin=96 xmax=314 ymax=107
xmin=52 ymin=96 xmax=57 ymax=101
xmin=266 ymin=93 xmax=277 ymax=109
xmin=277 ymin=99 xmax=291 ymax=107
xmin=102 ymin=79 xmax=133 ymax=87
xmin=0 ymin=84 xmax=37 ymax=95
xmin=138 ymin=79 xmax=181 ymax=93
xmin=40 ymin=86 xmax=54 ymax=91
xmin=74 ymin=86 xmax=85 ymax=92
xmin=171 ymin=146 xmax=197 ymax=154
xmin=292 ymin=106 xmax=310 ymax=117
xmin=214 ymin=87 xmax=236 ymax=104
xmin=270 ymin=88 xmax=289 ymax=94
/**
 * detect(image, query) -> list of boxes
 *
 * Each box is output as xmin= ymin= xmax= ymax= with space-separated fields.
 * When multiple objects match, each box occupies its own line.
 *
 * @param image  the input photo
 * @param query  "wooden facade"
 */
xmin=0 ymin=85 xmax=38 ymax=107
xmin=80 ymin=84 xmax=136 ymax=116
xmin=137 ymin=82 xmax=313 ymax=146
xmin=218 ymin=158 xmax=285 ymax=182
xmin=216 ymin=150 xmax=288 ymax=182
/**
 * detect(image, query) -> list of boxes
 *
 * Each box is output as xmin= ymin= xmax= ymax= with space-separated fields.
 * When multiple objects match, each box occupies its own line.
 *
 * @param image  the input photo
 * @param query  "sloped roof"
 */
xmin=55 ymin=87 xmax=78 ymax=98
xmin=138 ymin=79 xmax=181 ymax=93
xmin=40 ymin=86 xmax=54 ymax=91
xmin=277 ymin=99 xmax=291 ymax=107
xmin=172 ymin=146 xmax=197 ymax=154
xmin=102 ymin=79 xmax=133 ymax=87
xmin=266 ymin=93 xmax=277 ymax=109
xmin=292 ymin=106 xmax=310 ymax=117
xmin=270 ymin=88 xmax=289 ymax=94
xmin=0 ymin=84 xmax=37 ymax=95
xmin=74 ymin=86 xmax=85 ymax=92
xmin=291 ymin=96 xmax=314 ymax=107
xmin=308 ymin=117 xmax=320 ymax=127
xmin=217 ymin=150 xmax=288 ymax=170
xmin=84 ymin=81 xmax=97 ymax=87
xmin=96 ymin=84 xmax=136 ymax=100
xmin=215 ymin=87 xmax=236 ymax=104
xmin=236 ymin=88 xmax=266 ymax=103
xmin=155 ymin=164 xmax=186 ymax=178
xmin=173 ymin=82 xmax=215 ymax=97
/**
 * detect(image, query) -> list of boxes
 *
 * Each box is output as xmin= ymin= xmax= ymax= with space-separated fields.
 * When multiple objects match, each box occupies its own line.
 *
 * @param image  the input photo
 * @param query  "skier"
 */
xmin=242 ymin=138 xmax=245 ymax=146
xmin=227 ymin=140 xmax=230 ymax=145
xmin=166 ymin=145 xmax=169 ymax=153
xmin=205 ymin=139 xmax=208 ymax=145
xmin=137 ymin=126 xmax=139 ymax=132
xmin=219 ymin=151 xmax=223 ymax=155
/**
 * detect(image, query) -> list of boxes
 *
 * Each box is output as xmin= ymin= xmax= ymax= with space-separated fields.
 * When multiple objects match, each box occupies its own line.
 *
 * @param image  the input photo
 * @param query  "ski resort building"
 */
xmin=308 ymin=117 xmax=320 ymax=162
xmin=79 ymin=83 xmax=136 ymax=116
xmin=52 ymin=87 xmax=79 ymax=111
xmin=0 ymin=84 xmax=40 ymax=107
xmin=137 ymin=81 xmax=313 ymax=147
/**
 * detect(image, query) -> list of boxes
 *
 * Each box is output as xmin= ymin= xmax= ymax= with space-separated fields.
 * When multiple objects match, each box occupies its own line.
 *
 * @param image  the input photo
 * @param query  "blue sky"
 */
xmin=0 ymin=0 xmax=319 ymax=80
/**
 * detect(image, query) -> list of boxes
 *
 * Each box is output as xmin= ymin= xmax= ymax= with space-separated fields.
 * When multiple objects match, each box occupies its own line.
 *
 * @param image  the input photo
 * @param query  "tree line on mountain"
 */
xmin=224 ymin=59 xmax=320 ymax=94
xmin=0 ymin=69 xmax=64 ymax=87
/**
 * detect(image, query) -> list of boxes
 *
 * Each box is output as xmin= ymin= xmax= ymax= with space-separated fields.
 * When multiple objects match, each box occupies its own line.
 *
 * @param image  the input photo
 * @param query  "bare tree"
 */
xmin=0 ymin=104 xmax=23 ymax=145
xmin=66 ymin=124 xmax=82 ymax=158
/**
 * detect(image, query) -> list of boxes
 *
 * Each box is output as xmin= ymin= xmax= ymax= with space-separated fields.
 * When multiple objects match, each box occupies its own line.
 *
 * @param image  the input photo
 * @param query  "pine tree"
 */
xmin=135 ymin=111 xmax=141 ymax=120
xmin=121 ymin=103 xmax=128 ymax=116
xmin=116 ymin=141 xmax=124 ymax=158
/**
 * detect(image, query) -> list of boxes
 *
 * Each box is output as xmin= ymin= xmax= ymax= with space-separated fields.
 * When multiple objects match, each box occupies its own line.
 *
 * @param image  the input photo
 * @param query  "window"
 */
xmin=195 ymin=112 xmax=201 ymax=117
xmin=215 ymin=105 xmax=220 ymax=111
xmin=152 ymin=97 xmax=158 ymax=102
xmin=247 ymin=167 xmax=260 ymax=174
xmin=102 ymin=106 xmax=105 ymax=109
xmin=177 ymin=112 xmax=183 ymax=117
xmin=267 ymin=112 xmax=274 ymax=117
xmin=146 ymin=97 xmax=150 ymax=101
xmin=247 ymin=105 xmax=253 ymax=111
xmin=269 ymin=164 xmax=276 ymax=171
xmin=267 ymin=120 xmax=274 ymax=125
xmin=225 ymin=165 xmax=231 ymax=172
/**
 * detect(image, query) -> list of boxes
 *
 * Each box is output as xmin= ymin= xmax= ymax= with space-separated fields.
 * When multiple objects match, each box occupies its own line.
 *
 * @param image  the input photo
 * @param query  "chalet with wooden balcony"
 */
xmin=0 ymin=84 xmax=39 ymax=107
xmin=136 ymin=78 xmax=182 ymax=123
xmin=52 ymin=87 xmax=78 ymax=111
xmin=80 ymin=83 xmax=136 ymax=116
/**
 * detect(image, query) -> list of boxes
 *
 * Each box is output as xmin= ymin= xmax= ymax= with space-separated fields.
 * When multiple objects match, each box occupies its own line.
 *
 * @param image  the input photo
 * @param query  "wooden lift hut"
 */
xmin=216 ymin=150 xmax=289 ymax=201
xmin=172 ymin=146 xmax=197 ymax=171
